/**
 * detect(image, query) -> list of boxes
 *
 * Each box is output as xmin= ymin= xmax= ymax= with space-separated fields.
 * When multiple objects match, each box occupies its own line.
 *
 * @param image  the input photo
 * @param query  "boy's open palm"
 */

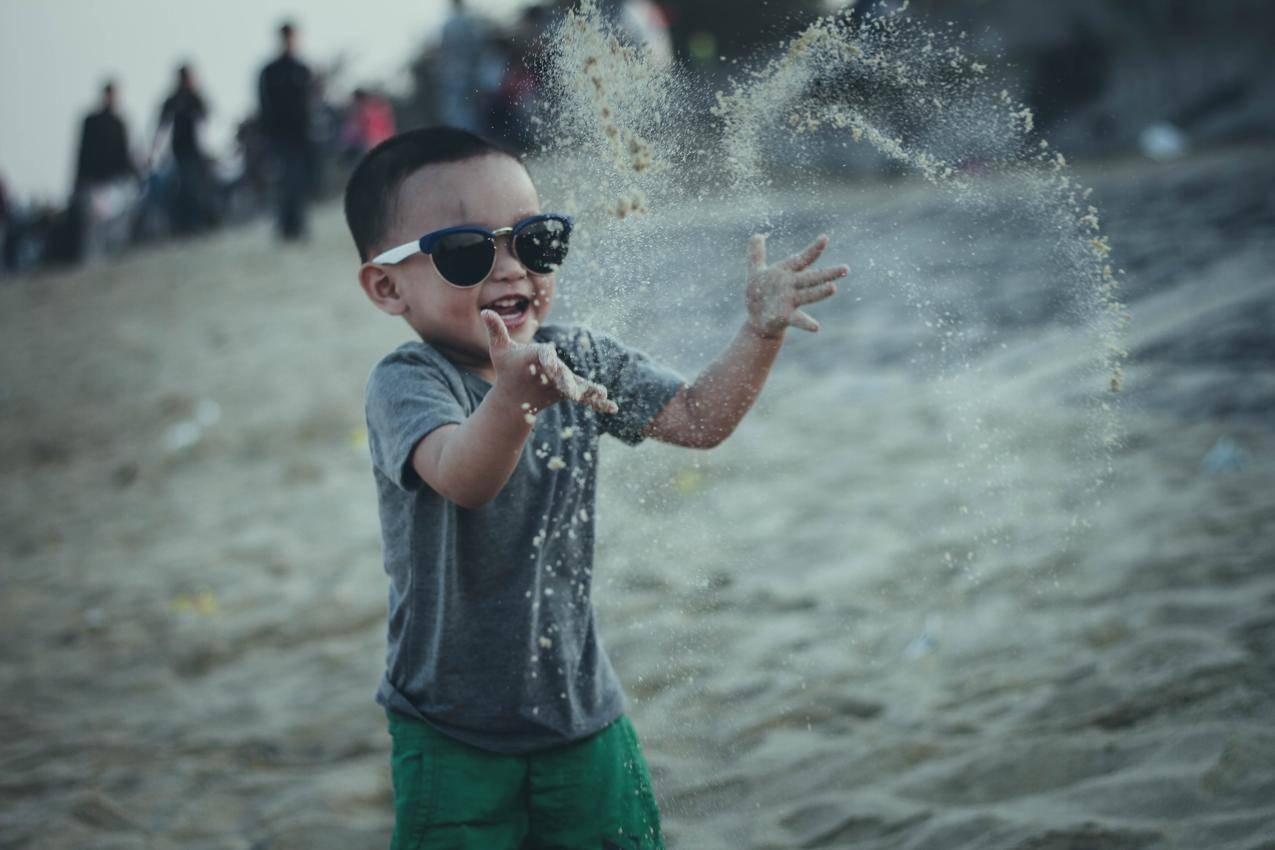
xmin=482 ymin=310 xmax=619 ymax=415
xmin=746 ymin=233 xmax=848 ymax=337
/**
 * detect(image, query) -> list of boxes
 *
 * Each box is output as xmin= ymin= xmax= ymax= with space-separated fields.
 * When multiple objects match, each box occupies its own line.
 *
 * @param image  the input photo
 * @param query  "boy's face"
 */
xmin=362 ymin=154 xmax=555 ymax=370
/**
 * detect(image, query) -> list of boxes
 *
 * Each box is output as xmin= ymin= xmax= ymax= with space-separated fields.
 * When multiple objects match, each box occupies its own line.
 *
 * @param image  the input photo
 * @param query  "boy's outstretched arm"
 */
xmin=645 ymin=233 xmax=847 ymax=449
xmin=410 ymin=311 xmax=617 ymax=508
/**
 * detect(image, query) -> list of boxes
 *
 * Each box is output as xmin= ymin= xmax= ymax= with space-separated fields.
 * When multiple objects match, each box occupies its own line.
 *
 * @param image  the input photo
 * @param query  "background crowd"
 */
xmin=0 ymin=18 xmax=401 ymax=273
xmin=0 ymin=0 xmax=638 ymax=277
xmin=1 ymin=0 xmax=1271 ymax=278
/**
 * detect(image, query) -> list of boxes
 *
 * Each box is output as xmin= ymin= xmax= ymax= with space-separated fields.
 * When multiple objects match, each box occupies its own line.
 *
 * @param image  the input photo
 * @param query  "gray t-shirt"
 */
xmin=365 ymin=324 xmax=684 ymax=754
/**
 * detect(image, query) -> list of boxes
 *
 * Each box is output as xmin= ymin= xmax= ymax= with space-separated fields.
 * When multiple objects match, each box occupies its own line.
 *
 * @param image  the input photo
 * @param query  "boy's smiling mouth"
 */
xmin=482 ymin=294 xmax=533 ymax=329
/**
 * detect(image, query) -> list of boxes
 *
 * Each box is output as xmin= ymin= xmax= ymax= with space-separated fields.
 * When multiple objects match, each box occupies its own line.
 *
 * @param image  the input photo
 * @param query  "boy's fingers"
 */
xmin=747 ymin=233 xmax=768 ymax=273
xmin=781 ymin=234 xmax=829 ymax=271
xmin=790 ymin=309 xmax=821 ymax=333
xmin=539 ymin=351 xmax=589 ymax=401
xmin=481 ymin=310 xmax=512 ymax=350
xmin=536 ymin=347 xmax=617 ymax=412
xmin=554 ymin=369 xmax=584 ymax=400
xmin=581 ymin=382 xmax=618 ymax=414
xmin=793 ymin=282 xmax=837 ymax=306
xmin=534 ymin=344 xmax=567 ymax=387
xmin=536 ymin=344 xmax=562 ymax=373
xmin=795 ymin=264 xmax=849 ymax=287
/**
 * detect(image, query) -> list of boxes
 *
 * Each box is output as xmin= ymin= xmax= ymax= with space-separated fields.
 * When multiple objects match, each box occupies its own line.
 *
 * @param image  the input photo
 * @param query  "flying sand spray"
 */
xmin=533 ymin=1 xmax=1126 ymax=531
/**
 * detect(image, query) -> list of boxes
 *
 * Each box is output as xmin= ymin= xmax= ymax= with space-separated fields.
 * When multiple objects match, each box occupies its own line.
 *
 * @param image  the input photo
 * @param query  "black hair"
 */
xmin=279 ymin=21 xmax=295 ymax=40
xmin=343 ymin=125 xmax=519 ymax=262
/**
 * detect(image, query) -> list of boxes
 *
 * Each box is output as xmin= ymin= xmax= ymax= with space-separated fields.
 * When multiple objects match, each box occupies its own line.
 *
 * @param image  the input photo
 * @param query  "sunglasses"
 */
xmin=370 ymin=213 xmax=573 ymax=287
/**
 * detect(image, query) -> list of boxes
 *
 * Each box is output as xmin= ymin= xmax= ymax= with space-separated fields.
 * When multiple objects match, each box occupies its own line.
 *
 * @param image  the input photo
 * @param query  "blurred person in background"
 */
xmin=259 ymin=21 xmax=315 ymax=241
xmin=438 ymin=0 xmax=485 ymax=131
xmin=74 ymin=81 xmax=136 ymax=193
xmin=0 ymin=171 xmax=15 ymax=277
xmin=0 ymin=174 xmax=55 ymax=274
xmin=340 ymin=88 xmax=397 ymax=164
xmin=152 ymin=64 xmax=218 ymax=235
xmin=0 ymin=173 xmax=8 ymax=276
xmin=71 ymin=80 xmax=140 ymax=261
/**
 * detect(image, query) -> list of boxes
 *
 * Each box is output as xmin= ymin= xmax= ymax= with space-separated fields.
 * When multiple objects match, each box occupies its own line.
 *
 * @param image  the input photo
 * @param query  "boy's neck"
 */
xmin=426 ymin=337 xmax=497 ymax=385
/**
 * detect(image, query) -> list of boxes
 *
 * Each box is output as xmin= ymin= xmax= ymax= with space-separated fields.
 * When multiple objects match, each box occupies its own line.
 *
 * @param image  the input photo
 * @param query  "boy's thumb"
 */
xmin=481 ymin=310 xmax=511 ymax=349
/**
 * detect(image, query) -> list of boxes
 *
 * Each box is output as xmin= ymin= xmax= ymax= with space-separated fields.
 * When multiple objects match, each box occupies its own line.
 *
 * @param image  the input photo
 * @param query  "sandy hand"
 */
xmin=482 ymin=311 xmax=619 ymax=416
xmin=745 ymin=233 xmax=848 ymax=337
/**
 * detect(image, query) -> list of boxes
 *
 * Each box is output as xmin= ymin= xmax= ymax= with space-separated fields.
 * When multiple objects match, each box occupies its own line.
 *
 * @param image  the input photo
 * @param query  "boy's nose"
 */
xmin=489 ymin=235 xmax=527 ymax=281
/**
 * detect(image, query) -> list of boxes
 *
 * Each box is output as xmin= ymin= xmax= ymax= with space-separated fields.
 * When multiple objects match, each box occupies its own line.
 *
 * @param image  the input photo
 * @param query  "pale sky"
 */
xmin=0 ymin=0 xmax=526 ymax=201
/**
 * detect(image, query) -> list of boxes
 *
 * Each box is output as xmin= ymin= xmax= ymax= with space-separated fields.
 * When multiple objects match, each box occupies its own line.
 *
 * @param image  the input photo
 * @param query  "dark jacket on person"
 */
xmin=258 ymin=54 xmax=312 ymax=145
xmin=160 ymin=88 xmax=208 ymax=160
xmin=75 ymin=107 xmax=134 ymax=189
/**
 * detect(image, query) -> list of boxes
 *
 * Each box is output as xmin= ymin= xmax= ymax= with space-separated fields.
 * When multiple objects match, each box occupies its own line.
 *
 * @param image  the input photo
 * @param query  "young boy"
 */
xmin=345 ymin=126 xmax=846 ymax=849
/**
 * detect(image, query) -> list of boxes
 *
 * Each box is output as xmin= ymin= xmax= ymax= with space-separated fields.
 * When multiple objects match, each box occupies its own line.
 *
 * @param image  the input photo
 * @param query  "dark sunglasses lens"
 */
xmin=514 ymin=219 xmax=570 ymax=274
xmin=432 ymin=232 xmax=495 ymax=286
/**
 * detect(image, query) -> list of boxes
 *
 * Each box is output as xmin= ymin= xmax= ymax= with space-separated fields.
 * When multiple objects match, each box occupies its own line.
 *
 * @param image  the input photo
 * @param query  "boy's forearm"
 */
xmin=670 ymin=321 xmax=785 ymax=447
xmin=431 ymin=385 xmax=534 ymax=508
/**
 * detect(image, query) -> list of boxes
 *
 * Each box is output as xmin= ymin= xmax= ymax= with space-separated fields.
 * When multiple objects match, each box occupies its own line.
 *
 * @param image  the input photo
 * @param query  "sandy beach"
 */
xmin=2 ymin=147 xmax=1273 ymax=849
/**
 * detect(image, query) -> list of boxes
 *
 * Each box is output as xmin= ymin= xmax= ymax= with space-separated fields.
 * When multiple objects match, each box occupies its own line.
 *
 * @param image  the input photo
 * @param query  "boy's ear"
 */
xmin=358 ymin=263 xmax=407 ymax=316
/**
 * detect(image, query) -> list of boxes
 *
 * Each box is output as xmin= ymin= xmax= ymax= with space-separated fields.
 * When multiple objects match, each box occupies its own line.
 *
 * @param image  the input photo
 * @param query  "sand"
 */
xmin=2 ymin=148 xmax=1274 ymax=849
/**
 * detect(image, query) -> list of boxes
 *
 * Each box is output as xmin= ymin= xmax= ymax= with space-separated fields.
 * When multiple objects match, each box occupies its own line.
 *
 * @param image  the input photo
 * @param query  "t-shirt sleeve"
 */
xmin=561 ymin=328 xmax=686 ymax=446
xmin=364 ymin=347 xmax=468 ymax=491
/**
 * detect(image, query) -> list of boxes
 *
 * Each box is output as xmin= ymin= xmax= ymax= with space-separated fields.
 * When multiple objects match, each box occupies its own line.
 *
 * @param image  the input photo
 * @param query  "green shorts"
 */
xmin=387 ymin=711 xmax=663 ymax=850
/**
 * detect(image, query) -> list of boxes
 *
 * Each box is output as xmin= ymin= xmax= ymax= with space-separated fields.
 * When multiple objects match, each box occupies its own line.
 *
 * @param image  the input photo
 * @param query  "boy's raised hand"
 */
xmin=745 ymin=233 xmax=848 ymax=337
xmin=481 ymin=310 xmax=619 ymax=416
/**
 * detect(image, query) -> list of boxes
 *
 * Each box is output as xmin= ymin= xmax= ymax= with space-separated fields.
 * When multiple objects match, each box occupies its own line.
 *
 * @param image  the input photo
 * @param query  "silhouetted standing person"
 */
xmin=155 ymin=64 xmax=214 ymax=234
xmin=259 ymin=21 xmax=314 ymax=241
xmin=75 ymin=82 xmax=135 ymax=192
xmin=71 ymin=81 xmax=138 ymax=261
xmin=0 ymin=172 xmax=9 ymax=275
